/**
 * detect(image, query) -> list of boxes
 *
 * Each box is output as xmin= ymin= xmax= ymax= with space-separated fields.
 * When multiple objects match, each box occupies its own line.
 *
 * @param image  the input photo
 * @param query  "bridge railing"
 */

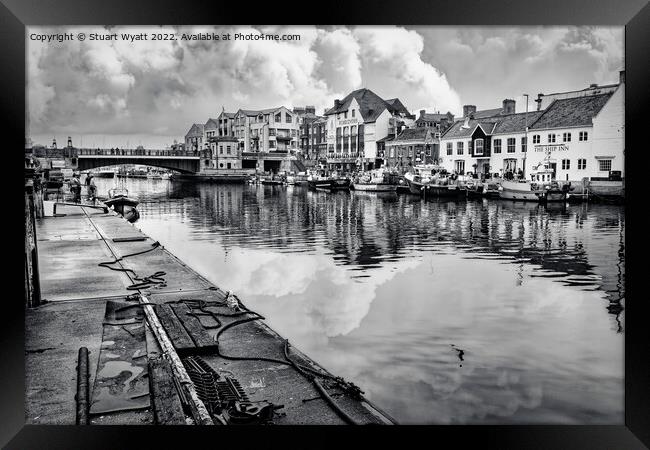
xmin=77 ymin=148 xmax=204 ymax=158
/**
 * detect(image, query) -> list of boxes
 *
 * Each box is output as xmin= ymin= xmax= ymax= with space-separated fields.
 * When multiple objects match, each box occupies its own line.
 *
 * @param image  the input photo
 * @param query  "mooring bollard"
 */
xmin=76 ymin=347 xmax=90 ymax=425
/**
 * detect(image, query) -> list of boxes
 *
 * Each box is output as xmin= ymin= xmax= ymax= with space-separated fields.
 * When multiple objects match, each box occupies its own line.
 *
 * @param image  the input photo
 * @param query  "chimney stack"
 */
xmin=334 ymin=99 xmax=341 ymax=108
xmin=502 ymin=99 xmax=515 ymax=115
xmin=419 ymin=109 xmax=426 ymax=117
xmin=463 ymin=105 xmax=477 ymax=118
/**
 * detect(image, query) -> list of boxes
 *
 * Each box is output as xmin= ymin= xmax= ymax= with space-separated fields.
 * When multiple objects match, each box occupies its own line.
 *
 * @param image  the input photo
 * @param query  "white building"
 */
xmin=324 ymin=88 xmax=414 ymax=171
xmin=440 ymin=74 xmax=624 ymax=182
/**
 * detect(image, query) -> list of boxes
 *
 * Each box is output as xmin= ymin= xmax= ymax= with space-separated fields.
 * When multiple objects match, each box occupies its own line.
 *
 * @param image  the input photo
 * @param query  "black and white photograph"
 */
xmin=19 ymin=17 xmax=637 ymax=434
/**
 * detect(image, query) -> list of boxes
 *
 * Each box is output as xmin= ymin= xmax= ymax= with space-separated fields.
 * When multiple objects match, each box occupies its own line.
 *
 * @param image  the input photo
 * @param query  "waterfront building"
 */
xmin=383 ymin=127 xmax=438 ymax=172
xmin=205 ymin=110 xmax=240 ymax=170
xmin=439 ymin=74 xmax=624 ymax=183
xmin=415 ymin=109 xmax=454 ymax=133
xmin=233 ymin=106 xmax=300 ymax=155
xmin=534 ymin=75 xmax=621 ymax=111
xmin=294 ymin=106 xmax=321 ymax=162
xmin=204 ymin=118 xmax=219 ymax=168
xmin=184 ymin=123 xmax=205 ymax=153
xmin=324 ymin=88 xmax=414 ymax=172
xmin=310 ymin=116 xmax=328 ymax=165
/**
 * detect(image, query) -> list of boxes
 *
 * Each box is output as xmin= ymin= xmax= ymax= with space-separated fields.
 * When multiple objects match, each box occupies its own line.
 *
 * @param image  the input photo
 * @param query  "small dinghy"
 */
xmin=105 ymin=187 xmax=140 ymax=223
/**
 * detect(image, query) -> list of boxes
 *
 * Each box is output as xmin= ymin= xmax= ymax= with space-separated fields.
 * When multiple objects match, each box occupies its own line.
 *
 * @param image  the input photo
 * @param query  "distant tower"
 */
xmin=67 ymin=136 xmax=73 ymax=148
xmin=52 ymin=138 xmax=57 ymax=149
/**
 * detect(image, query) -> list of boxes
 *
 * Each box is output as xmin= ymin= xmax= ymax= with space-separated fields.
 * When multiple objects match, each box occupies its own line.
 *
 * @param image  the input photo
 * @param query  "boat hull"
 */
xmin=424 ymin=184 xmax=464 ymax=198
xmin=351 ymin=183 xmax=397 ymax=192
xmin=499 ymin=180 xmax=566 ymax=202
xmin=309 ymin=179 xmax=350 ymax=190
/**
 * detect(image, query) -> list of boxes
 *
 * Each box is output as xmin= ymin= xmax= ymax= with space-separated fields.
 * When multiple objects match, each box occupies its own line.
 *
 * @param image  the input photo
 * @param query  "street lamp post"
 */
xmin=522 ymin=94 xmax=529 ymax=179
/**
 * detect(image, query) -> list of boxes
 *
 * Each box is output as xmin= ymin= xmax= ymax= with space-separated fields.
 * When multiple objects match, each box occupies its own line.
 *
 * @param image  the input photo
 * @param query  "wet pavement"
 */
xmin=25 ymin=203 xmax=392 ymax=425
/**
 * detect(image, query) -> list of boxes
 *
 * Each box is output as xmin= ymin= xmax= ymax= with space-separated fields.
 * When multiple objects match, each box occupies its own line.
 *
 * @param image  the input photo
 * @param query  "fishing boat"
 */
xmin=499 ymin=155 xmax=568 ymax=202
xmin=307 ymin=168 xmax=350 ymax=191
xmin=351 ymin=168 xmax=399 ymax=192
xmin=404 ymin=165 xmax=462 ymax=198
xmin=104 ymin=187 xmax=140 ymax=223
xmin=465 ymin=177 xmax=502 ymax=199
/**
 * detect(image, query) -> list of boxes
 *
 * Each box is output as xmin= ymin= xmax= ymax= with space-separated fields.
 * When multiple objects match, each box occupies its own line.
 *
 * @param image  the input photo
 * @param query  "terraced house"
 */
xmin=440 ymin=72 xmax=624 ymax=184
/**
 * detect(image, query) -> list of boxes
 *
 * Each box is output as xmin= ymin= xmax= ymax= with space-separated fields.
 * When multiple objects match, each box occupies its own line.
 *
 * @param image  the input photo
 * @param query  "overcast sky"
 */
xmin=27 ymin=25 xmax=624 ymax=148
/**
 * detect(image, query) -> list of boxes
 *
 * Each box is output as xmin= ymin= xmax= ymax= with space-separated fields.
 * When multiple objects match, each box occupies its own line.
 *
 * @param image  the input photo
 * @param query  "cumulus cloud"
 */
xmin=27 ymin=25 xmax=462 ymax=147
xmin=27 ymin=25 xmax=622 ymax=147
xmin=413 ymin=26 xmax=623 ymax=112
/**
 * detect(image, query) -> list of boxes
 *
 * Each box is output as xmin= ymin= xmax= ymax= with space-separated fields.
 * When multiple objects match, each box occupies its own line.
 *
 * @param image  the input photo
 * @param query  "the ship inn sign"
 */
xmin=534 ymin=144 xmax=569 ymax=153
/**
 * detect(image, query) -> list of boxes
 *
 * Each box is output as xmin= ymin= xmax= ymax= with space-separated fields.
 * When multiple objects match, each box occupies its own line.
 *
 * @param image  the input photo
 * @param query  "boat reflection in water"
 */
xmin=97 ymin=177 xmax=624 ymax=425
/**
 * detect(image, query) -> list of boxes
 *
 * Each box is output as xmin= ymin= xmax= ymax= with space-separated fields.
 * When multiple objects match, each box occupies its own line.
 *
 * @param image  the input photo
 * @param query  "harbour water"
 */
xmin=96 ymin=177 xmax=624 ymax=424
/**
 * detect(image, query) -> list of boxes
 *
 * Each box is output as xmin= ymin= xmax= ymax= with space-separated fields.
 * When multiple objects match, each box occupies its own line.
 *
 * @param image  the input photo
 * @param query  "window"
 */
xmin=474 ymin=138 xmax=484 ymax=155
xmin=507 ymin=138 xmax=515 ymax=153
xmin=227 ymin=163 xmax=231 ymax=169
xmin=446 ymin=142 xmax=453 ymax=155
xmin=275 ymin=113 xmax=282 ymax=122
xmin=493 ymin=139 xmax=501 ymax=153
xmin=455 ymin=160 xmax=465 ymax=174
xmin=457 ymin=141 xmax=464 ymax=155
xmin=226 ymin=146 xmax=231 ymax=155
xmin=563 ymin=132 xmax=571 ymax=142
xmin=548 ymin=133 xmax=556 ymax=143
xmin=352 ymin=109 xmax=355 ymax=118
xmin=578 ymin=159 xmax=587 ymax=170
xmin=344 ymin=111 xmax=348 ymax=119
xmin=286 ymin=114 xmax=292 ymax=123
xmin=533 ymin=135 xmax=540 ymax=144
xmin=521 ymin=137 xmax=527 ymax=152
xmin=579 ymin=131 xmax=589 ymax=141
xmin=598 ymin=159 xmax=612 ymax=172
xmin=219 ymin=145 xmax=223 ymax=154
xmin=561 ymin=159 xmax=570 ymax=170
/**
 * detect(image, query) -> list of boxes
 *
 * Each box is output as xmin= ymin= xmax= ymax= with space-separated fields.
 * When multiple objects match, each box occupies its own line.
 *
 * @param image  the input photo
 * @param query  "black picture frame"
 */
xmin=5 ymin=0 xmax=648 ymax=448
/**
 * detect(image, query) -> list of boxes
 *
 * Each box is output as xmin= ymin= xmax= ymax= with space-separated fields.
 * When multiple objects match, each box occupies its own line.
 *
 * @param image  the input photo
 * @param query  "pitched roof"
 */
xmin=185 ymin=123 xmax=204 ymax=137
xmin=417 ymin=112 xmax=452 ymax=122
xmin=205 ymin=118 xmax=219 ymax=128
xmin=492 ymin=111 xmax=545 ymax=134
xmin=324 ymin=88 xmax=409 ymax=123
xmin=388 ymin=127 xmax=433 ymax=143
xmin=237 ymin=107 xmax=283 ymax=117
xmin=472 ymin=108 xmax=503 ymax=119
xmin=530 ymin=93 xmax=612 ymax=130
xmin=442 ymin=119 xmax=498 ymax=139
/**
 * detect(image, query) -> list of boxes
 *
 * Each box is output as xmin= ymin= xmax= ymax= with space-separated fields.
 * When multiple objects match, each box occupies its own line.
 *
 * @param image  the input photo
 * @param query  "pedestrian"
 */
xmin=70 ymin=172 xmax=82 ymax=203
xmin=87 ymin=174 xmax=97 ymax=205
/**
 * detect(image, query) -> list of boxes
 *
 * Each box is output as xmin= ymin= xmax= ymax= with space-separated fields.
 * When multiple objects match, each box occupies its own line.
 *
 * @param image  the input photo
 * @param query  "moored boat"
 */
xmin=104 ymin=187 xmax=140 ymax=222
xmin=351 ymin=169 xmax=399 ymax=192
xmin=499 ymin=155 xmax=568 ymax=202
xmin=307 ymin=168 xmax=350 ymax=191
xmin=404 ymin=165 xmax=462 ymax=198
